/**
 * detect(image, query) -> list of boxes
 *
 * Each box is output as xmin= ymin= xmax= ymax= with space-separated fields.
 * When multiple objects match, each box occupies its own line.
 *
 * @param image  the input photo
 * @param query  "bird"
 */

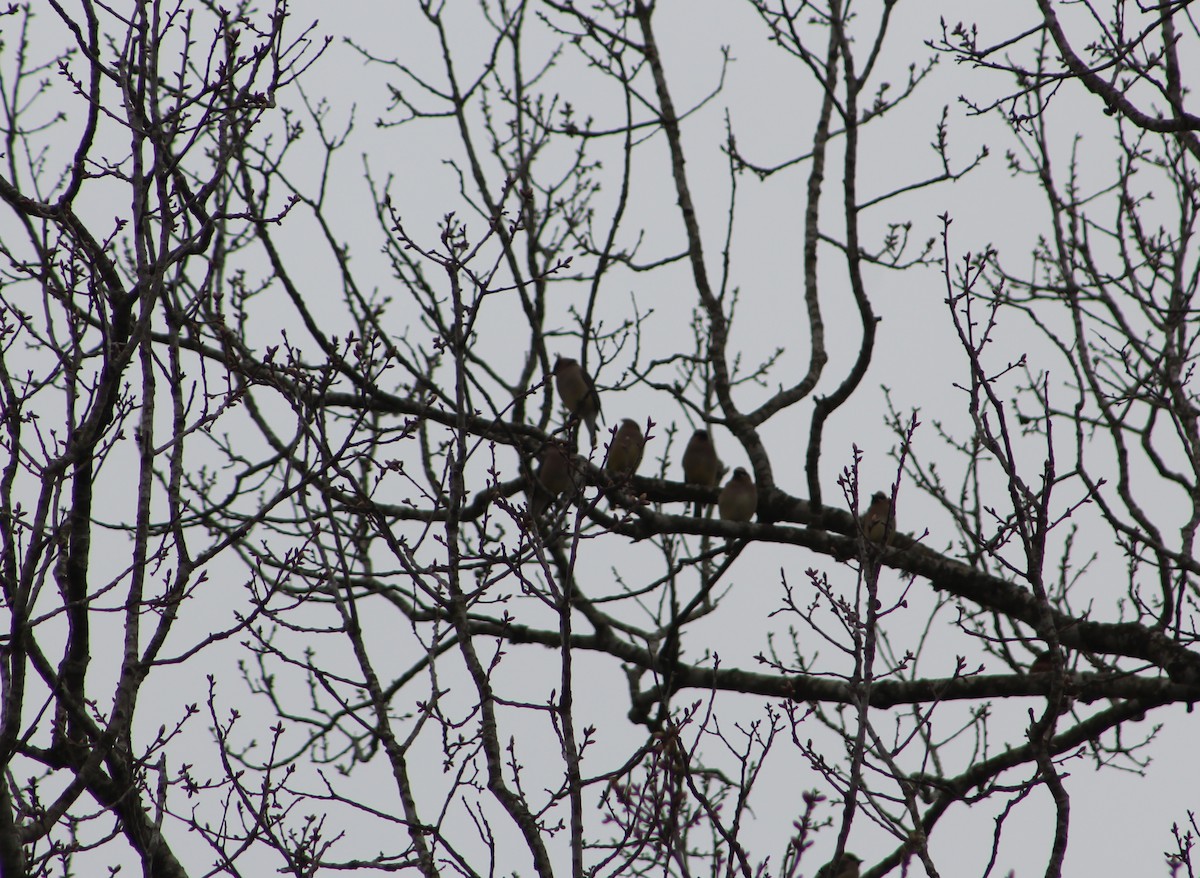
xmin=717 ymin=467 xmax=757 ymax=522
xmin=552 ymin=356 xmax=601 ymax=447
xmin=814 ymin=852 xmax=862 ymax=878
xmin=860 ymin=490 xmax=896 ymax=545
xmin=681 ymin=428 xmax=721 ymax=516
xmin=1028 ymin=649 xmax=1055 ymax=675
xmin=529 ymin=441 xmax=574 ymax=518
xmin=605 ymin=418 xmax=644 ymax=479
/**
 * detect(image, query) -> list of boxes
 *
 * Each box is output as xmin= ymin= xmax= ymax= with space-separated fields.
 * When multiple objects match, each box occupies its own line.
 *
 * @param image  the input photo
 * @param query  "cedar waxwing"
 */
xmin=815 ymin=853 xmax=861 ymax=878
xmin=717 ymin=467 xmax=757 ymax=522
xmin=529 ymin=441 xmax=574 ymax=518
xmin=860 ymin=490 xmax=896 ymax=544
xmin=681 ymin=428 xmax=721 ymax=516
xmin=605 ymin=418 xmax=644 ymax=479
xmin=553 ymin=356 xmax=601 ymax=447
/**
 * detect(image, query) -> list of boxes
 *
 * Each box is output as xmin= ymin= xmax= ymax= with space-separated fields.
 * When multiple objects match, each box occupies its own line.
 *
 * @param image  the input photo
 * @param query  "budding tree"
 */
xmin=1 ymin=2 xmax=1197 ymax=877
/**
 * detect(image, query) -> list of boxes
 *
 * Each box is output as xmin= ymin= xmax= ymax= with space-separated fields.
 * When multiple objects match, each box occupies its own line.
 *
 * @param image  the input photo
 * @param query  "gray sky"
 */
xmin=5 ymin=1 xmax=1193 ymax=876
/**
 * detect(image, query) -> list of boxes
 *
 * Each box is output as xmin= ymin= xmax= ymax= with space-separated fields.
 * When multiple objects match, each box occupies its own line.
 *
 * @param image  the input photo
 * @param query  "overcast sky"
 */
xmin=7 ymin=2 xmax=1194 ymax=876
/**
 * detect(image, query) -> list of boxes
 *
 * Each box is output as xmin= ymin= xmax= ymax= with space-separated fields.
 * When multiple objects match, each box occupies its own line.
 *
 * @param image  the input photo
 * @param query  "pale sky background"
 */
xmin=8 ymin=1 xmax=1195 ymax=876
xmin=222 ymin=2 xmax=1193 ymax=874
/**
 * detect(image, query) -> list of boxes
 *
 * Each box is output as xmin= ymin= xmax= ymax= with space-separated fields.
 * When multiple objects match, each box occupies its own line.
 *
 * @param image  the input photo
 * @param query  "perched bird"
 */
xmin=553 ymin=356 xmax=601 ymax=447
xmin=860 ymin=490 xmax=896 ymax=545
xmin=1028 ymin=649 xmax=1055 ymax=675
xmin=529 ymin=441 xmax=574 ymax=518
xmin=717 ymin=467 xmax=757 ymax=523
xmin=681 ymin=428 xmax=721 ymax=516
xmin=815 ymin=852 xmax=862 ymax=878
xmin=605 ymin=418 xmax=645 ymax=479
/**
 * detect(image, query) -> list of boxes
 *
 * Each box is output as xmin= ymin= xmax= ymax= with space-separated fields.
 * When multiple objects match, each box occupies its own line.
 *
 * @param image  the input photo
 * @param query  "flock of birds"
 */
xmin=531 ymin=355 xmax=756 ymax=522
xmin=532 ymin=356 xmax=895 ymax=545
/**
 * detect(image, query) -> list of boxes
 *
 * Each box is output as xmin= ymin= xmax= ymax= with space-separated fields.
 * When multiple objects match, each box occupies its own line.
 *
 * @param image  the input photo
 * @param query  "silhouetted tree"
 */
xmin=1 ymin=2 xmax=1197 ymax=877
